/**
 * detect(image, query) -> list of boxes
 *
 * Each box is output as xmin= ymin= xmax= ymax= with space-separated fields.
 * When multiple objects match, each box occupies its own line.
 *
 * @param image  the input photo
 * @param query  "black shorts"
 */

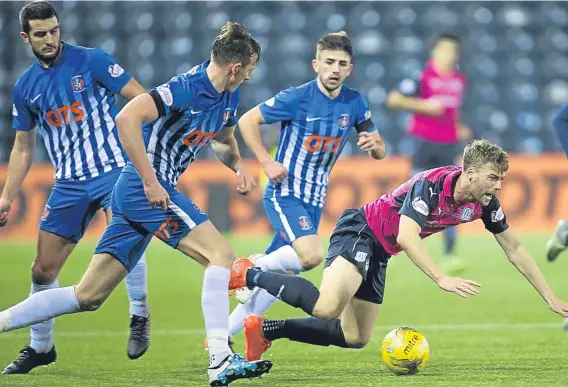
xmin=324 ymin=208 xmax=391 ymax=304
xmin=412 ymin=137 xmax=459 ymax=171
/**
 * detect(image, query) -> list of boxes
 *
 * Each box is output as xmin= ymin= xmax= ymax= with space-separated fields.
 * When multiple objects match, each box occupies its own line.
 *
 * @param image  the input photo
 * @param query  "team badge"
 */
xmin=108 ymin=64 xmax=125 ymax=78
xmin=298 ymin=216 xmax=312 ymax=231
xmin=460 ymin=207 xmax=473 ymax=221
xmin=71 ymin=75 xmax=85 ymax=93
xmin=491 ymin=207 xmax=504 ymax=222
xmin=338 ymin=114 xmax=350 ymax=129
xmin=41 ymin=205 xmax=51 ymax=221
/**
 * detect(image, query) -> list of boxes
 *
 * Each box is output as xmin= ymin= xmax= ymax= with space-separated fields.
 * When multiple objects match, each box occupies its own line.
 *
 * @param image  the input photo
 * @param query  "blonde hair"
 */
xmin=211 ymin=21 xmax=261 ymax=66
xmin=462 ymin=139 xmax=509 ymax=173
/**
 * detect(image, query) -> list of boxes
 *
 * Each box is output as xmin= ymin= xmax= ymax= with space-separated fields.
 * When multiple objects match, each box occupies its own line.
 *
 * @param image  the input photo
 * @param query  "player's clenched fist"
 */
xmin=236 ymin=166 xmax=257 ymax=196
xmin=0 ymin=198 xmax=11 ymax=227
xmin=144 ymin=179 xmax=170 ymax=210
xmin=261 ymin=160 xmax=288 ymax=185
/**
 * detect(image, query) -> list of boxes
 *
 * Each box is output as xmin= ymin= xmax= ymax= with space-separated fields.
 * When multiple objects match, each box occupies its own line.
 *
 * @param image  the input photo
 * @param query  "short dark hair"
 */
xmin=317 ymin=31 xmax=353 ymax=58
xmin=430 ymin=32 xmax=460 ymax=49
xmin=19 ymin=1 xmax=59 ymax=34
xmin=211 ymin=22 xmax=261 ymax=66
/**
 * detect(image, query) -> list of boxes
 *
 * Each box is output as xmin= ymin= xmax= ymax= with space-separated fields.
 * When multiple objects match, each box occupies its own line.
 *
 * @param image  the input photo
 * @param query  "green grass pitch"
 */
xmin=1 ymin=233 xmax=567 ymax=386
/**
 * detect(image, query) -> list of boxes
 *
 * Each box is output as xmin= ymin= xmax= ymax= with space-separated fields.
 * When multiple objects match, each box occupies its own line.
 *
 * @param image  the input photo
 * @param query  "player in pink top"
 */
xmin=387 ymin=32 xmax=472 ymax=273
xmin=228 ymin=139 xmax=568 ymax=361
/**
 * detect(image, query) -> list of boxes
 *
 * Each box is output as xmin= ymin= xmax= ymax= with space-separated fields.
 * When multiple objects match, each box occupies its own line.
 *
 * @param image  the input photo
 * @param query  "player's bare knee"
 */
xmin=298 ymin=247 xmax=324 ymax=271
xmin=345 ymin=335 xmax=370 ymax=349
xmin=31 ymin=259 xmax=59 ymax=285
xmin=208 ymin=246 xmax=236 ymax=269
xmin=75 ymin=289 xmax=106 ymax=312
xmin=312 ymin=302 xmax=342 ymax=320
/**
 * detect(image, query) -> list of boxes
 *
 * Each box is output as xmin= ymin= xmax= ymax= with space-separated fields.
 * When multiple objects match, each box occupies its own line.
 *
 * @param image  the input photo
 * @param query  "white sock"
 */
xmin=126 ymin=253 xmax=149 ymax=318
xmin=228 ymin=300 xmax=256 ymax=337
xmin=202 ymin=266 xmax=231 ymax=368
xmin=228 ymin=287 xmax=278 ymax=337
xmin=6 ymin=286 xmax=80 ymax=331
xmin=254 ymin=245 xmax=303 ymax=274
xmin=251 ymin=288 xmax=278 ymax=317
xmin=29 ymin=280 xmax=59 ymax=353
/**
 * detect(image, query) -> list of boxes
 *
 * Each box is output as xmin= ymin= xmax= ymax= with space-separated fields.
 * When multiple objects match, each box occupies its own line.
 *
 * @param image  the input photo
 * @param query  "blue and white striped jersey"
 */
xmin=259 ymin=79 xmax=376 ymax=207
xmin=12 ymin=43 xmax=130 ymax=181
xmin=135 ymin=60 xmax=238 ymax=187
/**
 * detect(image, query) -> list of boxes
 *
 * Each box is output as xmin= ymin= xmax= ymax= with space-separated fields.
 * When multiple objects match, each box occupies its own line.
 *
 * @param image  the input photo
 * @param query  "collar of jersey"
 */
xmin=443 ymin=168 xmax=462 ymax=198
xmin=200 ymin=59 xmax=221 ymax=96
xmin=312 ymin=78 xmax=345 ymax=102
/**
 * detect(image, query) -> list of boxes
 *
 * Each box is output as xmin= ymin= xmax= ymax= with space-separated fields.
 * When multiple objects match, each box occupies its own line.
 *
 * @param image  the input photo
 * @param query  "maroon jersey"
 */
xmin=363 ymin=166 xmax=508 ymax=255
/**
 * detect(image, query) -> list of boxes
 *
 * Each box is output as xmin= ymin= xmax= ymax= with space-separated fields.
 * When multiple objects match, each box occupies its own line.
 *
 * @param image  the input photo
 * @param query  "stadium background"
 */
xmin=1 ymin=0 xmax=568 ymax=238
xmin=1 ymin=2 xmax=568 ymax=386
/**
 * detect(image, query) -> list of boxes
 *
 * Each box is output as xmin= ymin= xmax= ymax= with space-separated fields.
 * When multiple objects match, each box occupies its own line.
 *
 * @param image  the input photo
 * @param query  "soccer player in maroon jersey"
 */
xmin=386 ymin=32 xmax=473 ymax=274
xmin=228 ymin=139 xmax=568 ymax=361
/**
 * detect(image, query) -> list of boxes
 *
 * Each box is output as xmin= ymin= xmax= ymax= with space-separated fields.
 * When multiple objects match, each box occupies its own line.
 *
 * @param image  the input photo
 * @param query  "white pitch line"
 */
xmin=0 ymin=322 xmax=561 ymax=340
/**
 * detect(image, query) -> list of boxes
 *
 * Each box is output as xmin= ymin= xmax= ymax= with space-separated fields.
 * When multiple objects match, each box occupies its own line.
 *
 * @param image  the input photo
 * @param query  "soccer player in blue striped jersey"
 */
xmin=0 ymin=21 xmax=272 ymax=386
xmin=227 ymin=31 xmax=387 ymax=340
xmin=0 ymin=2 xmax=150 ymax=373
xmin=545 ymin=103 xmax=568 ymax=330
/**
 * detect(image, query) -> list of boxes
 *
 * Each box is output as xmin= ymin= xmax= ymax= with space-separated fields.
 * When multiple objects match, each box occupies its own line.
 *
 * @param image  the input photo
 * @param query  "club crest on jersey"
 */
xmin=298 ymin=216 xmax=313 ymax=231
xmin=41 ymin=205 xmax=51 ymax=221
xmin=71 ymin=75 xmax=85 ymax=93
xmin=461 ymin=207 xmax=474 ymax=221
xmin=338 ymin=114 xmax=350 ymax=129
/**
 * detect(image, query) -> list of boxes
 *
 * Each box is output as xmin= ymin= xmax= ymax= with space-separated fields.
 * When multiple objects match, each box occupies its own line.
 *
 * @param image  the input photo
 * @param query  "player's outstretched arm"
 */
xmin=398 ymin=215 xmax=481 ymax=297
xmin=494 ymin=228 xmax=568 ymax=317
xmin=238 ymin=106 xmax=287 ymax=184
xmin=115 ymin=94 xmax=169 ymax=210
xmin=386 ymin=90 xmax=443 ymax=117
xmin=0 ymin=130 xmax=36 ymax=227
xmin=212 ymin=125 xmax=256 ymax=195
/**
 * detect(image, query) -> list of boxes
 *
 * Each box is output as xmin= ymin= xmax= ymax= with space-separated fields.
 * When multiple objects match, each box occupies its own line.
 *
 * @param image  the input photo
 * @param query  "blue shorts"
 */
xmin=94 ymin=171 xmax=209 ymax=271
xmin=263 ymin=194 xmax=322 ymax=255
xmin=39 ymin=168 xmax=122 ymax=243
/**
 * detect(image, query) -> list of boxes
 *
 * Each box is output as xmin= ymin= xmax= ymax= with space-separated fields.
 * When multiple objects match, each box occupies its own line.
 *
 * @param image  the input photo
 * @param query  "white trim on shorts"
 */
xmin=169 ymin=200 xmax=197 ymax=228
xmin=271 ymin=192 xmax=296 ymax=242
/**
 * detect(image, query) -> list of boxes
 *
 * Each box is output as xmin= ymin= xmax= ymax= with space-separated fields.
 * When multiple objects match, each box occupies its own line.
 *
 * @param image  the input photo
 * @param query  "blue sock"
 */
xmin=444 ymin=227 xmax=457 ymax=255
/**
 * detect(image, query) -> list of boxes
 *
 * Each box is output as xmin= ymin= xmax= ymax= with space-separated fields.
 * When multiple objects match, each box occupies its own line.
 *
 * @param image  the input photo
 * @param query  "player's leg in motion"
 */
xmin=1 ymin=230 xmax=76 ymax=374
xmin=2 ymin=178 xmax=100 ymax=374
xmin=0 ymin=252 xmax=130 ymax=352
xmin=232 ymin=256 xmax=381 ymax=359
xmin=545 ymin=220 xmax=568 ymax=262
xmin=103 ymin=208 xmax=151 ymax=359
xmin=228 ymin=196 xmax=324 ymax=337
xmin=174 ymin=221 xmax=272 ymax=385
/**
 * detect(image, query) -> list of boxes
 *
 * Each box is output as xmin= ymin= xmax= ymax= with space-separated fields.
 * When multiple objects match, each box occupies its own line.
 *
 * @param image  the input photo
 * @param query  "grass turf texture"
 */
xmin=0 ymin=233 xmax=567 ymax=386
